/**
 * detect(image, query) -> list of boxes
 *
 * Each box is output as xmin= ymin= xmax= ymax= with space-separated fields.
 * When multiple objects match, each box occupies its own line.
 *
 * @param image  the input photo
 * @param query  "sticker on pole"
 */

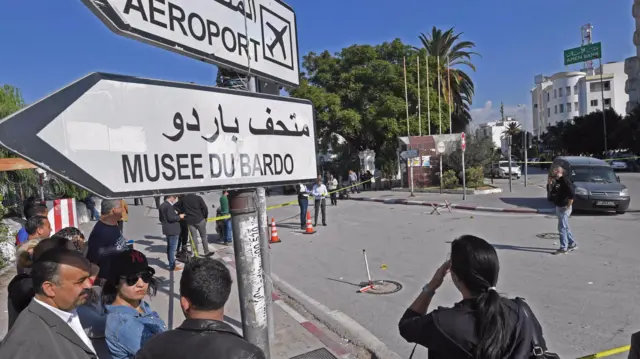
xmin=461 ymin=133 xmax=466 ymax=152
xmin=436 ymin=141 xmax=446 ymax=154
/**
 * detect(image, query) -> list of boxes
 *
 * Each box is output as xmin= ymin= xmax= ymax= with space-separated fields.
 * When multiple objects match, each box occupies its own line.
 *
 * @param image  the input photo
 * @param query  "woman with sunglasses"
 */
xmin=103 ymin=249 xmax=165 ymax=359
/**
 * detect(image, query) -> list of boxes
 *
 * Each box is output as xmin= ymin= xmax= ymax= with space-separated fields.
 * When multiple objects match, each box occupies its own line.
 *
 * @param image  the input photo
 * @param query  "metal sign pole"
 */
xmin=524 ymin=131 xmax=528 ymax=187
xmin=508 ymin=136 xmax=513 ymax=193
xmin=439 ymin=155 xmax=443 ymax=194
xmin=600 ymin=58 xmax=608 ymax=153
xmin=462 ymin=150 xmax=466 ymax=201
xmin=230 ymin=189 xmax=270 ymax=356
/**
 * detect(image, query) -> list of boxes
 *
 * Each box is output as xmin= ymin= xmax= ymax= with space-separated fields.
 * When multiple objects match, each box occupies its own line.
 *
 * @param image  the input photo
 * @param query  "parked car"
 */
xmin=547 ymin=156 xmax=630 ymax=214
xmin=490 ymin=161 xmax=521 ymax=179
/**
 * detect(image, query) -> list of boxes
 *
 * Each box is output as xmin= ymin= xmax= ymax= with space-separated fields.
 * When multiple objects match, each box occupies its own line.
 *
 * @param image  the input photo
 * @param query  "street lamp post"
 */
xmin=518 ymin=104 xmax=528 ymax=187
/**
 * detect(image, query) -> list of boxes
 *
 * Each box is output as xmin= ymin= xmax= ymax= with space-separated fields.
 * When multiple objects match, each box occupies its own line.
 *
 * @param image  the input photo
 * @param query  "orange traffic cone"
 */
xmin=304 ymin=211 xmax=316 ymax=234
xmin=270 ymin=218 xmax=281 ymax=243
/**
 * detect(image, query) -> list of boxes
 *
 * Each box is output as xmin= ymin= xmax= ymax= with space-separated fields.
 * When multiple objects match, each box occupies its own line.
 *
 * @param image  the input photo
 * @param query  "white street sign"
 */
xmin=0 ymin=73 xmax=317 ymax=199
xmin=436 ymin=141 xmax=446 ymax=154
xmin=82 ymin=0 xmax=300 ymax=87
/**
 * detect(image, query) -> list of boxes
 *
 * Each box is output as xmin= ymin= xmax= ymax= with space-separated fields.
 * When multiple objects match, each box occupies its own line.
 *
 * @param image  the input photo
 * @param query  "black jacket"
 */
xmin=179 ymin=194 xmax=209 ymax=225
xmin=135 ymin=319 xmax=265 ymax=359
xmin=7 ymin=273 xmax=34 ymax=328
xmin=159 ymin=201 xmax=181 ymax=236
xmin=550 ymin=175 xmax=575 ymax=207
xmin=399 ymin=297 xmax=546 ymax=359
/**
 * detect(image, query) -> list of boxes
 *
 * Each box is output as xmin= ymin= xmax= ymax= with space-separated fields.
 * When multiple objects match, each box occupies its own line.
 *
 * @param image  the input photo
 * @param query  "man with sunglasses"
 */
xmin=135 ymin=258 xmax=265 ymax=359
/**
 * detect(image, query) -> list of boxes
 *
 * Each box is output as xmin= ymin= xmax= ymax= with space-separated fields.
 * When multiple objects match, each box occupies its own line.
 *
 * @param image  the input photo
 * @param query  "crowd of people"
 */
xmin=0 ymin=197 xmax=265 ymax=359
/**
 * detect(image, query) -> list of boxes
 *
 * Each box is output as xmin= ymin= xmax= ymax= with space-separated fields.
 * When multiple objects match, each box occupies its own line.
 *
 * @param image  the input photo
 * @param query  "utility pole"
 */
xmin=251 ymin=77 xmax=275 ymax=344
xmin=403 ymin=57 xmax=415 ymax=197
xmin=508 ymin=136 xmax=513 ymax=193
xmin=417 ymin=56 xmax=422 ymax=136
xmin=230 ymin=189 xmax=270 ymax=356
xmin=518 ymin=104 xmax=528 ymax=187
xmin=599 ymin=59 xmax=608 ymax=153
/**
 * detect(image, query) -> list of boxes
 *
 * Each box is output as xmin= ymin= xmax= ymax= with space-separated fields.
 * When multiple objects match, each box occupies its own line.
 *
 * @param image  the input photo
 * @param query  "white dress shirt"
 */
xmin=312 ymin=184 xmax=328 ymax=198
xmin=34 ymin=298 xmax=97 ymax=355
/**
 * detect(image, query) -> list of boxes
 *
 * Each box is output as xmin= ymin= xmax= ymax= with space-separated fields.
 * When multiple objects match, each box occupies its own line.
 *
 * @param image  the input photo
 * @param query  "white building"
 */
xmin=475 ymin=117 xmax=519 ymax=154
xmin=625 ymin=0 xmax=640 ymax=112
xmin=531 ymin=61 xmax=628 ymax=137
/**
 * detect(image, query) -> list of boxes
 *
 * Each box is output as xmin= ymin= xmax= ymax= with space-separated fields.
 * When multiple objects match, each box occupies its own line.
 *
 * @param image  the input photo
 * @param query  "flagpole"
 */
xmin=447 ymin=55 xmax=453 ymax=134
xmin=417 ymin=57 xmax=422 ymax=137
xmin=403 ymin=56 xmax=415 ymax=197
xmin=426 ymin=55 xmax=431 ymax=135
xmin=437 ymin=56 xmax=442 ymax=135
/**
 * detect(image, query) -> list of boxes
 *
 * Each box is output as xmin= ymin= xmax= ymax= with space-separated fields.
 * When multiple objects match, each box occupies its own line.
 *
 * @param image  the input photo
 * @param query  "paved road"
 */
xmin=266 ymin=198 xmax=639 ymax=358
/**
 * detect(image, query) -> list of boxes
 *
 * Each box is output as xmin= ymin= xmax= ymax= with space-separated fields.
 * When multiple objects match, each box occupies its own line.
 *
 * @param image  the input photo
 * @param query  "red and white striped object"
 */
xmin=46 ymin=198 xmax=78 ymax=234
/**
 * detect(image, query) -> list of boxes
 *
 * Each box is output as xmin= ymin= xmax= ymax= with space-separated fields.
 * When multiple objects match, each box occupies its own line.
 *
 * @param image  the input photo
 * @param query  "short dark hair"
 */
xmin=180 ymin=258 xmax=232 ymax=311
xmin=24 ymin=204 xmax=48 ymax=219
xmin=25 ymin=215 xmax=49 ymax=235
xmin=32 ymin=248 xmax=88 ymax=295
xmin=101 ymin=199 xmax=121 ymax=216
xmin=33 ymin=236 xmax=75 ymax=261
xmin=54 ymin=227 xmax=85 ymax=241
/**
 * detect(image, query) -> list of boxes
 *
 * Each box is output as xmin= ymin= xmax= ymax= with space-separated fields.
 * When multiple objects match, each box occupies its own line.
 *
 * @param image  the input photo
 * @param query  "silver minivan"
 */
xmin=547 ymin=156 xmax=631 ymax=214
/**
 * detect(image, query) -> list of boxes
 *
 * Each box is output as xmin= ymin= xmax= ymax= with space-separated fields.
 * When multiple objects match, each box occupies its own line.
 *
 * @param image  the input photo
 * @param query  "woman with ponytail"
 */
xmin=399 ymin=235 xmax=550 ymax=359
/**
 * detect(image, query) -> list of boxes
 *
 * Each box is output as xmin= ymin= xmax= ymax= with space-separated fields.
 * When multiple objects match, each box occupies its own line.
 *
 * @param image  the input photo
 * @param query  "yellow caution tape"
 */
xmin=576 ymin=345 xmax=630 ymax=359
xmin=206 ymin=178 xmax=374 ymax=222
xmin=510 ymin=155 xmax=640 ymax=164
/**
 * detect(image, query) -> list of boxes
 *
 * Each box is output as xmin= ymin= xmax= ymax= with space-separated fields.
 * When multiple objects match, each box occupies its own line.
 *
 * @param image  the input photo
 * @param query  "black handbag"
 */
xmin=515 ymin=298 xmax=560 ymax=359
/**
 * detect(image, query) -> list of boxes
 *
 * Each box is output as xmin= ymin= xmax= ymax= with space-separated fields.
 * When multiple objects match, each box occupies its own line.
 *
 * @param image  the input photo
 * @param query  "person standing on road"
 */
xmin=173 ymin=195 xmax=190 ymax=258
xmin=297 ymin=183 xmax=310 ymax=230
xmin=327 ymin=174 xmax=338 ymax=206
xmin=311 ymin=177 xmax=328 ymax=227
xmin=118 ymin=199 xmax=129 ymax=234
xmin=549 ymin=166 xmax=577 ymax=255
xmin=159 ymin=195 xmax=185 ymax=271
xmin=86 ymin=199 xmax=126 ymax=281
xmin=219 ymin=190 xmax=232 ymax=245
xmin=181 ymin=193 xmax=213 ymax=258
xmin=348 ymin=170 xmax=359 ymax=193
xmin=134 ymin=258 xmax=266 ymax=359
xmin=1 ymin=248 xmax=97 ymax=359
xmin=399 ymin=235 xmax=553 ymax=359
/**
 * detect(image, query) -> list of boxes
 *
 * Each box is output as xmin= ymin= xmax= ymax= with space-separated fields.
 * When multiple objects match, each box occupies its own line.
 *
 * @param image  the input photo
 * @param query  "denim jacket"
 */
xmin=105 ymin=301 xmax=166 ymax=359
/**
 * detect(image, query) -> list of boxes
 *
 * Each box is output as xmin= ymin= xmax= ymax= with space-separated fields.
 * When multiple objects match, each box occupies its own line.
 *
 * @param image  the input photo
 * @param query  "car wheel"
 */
xmin=616 ymin=210 xmax=626 ymax=215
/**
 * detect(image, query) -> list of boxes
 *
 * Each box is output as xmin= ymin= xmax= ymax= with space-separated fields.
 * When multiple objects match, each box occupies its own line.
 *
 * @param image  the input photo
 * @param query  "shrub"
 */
xmin=466 ymin=167 xmax=485 ymax=188
xmin=442 ymin=169 xmax=459 ymax=189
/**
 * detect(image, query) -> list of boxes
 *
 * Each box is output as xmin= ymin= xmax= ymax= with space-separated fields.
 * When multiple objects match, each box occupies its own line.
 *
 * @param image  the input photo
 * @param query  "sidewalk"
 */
xmin=95 ymin=203 xmax=364 ymax=359
xmin=348 ymin=183 xmax=556 ymax=214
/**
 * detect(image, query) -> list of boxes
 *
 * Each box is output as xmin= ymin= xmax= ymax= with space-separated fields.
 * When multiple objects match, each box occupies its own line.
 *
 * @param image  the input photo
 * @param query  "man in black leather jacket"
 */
xmin=135 ymin=258 xmax=265 ymax=359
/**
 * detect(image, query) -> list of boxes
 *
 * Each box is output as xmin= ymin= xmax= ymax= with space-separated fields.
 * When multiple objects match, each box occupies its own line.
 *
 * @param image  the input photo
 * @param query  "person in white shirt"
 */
xmin=0 ymin=247 xmax=98 ymax=358
xmin=311 ymin=177 xmax=329 ymax=226
xmin=327 ymin=174 xmax=339 ymax=206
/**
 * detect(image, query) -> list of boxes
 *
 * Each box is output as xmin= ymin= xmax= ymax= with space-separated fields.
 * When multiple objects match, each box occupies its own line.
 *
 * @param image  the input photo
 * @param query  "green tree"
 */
xmin=290 ymin=39 xmax=446 ymax=173
xmin=0 ymin=85 xmax=88 ymax=208
xmin=418 ymin=27 xmax=480 ymax=132
xmin=500 ymin=102 xmax=505 ymax=121
xmin=443 ymin=133 xmax=498 ymax=174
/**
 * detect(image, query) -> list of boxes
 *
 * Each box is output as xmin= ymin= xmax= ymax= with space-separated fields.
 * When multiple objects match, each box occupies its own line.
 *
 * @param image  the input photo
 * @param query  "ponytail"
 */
xmin=473 ymin=289 xmax=510 ymax=359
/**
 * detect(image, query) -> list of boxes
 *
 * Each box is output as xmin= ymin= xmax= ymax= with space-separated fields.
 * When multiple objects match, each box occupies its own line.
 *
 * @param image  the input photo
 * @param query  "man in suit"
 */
xmin=159 ymin=195 xmax=185 ymax=271
xmin=0 ymin=247 xmax=97 ymax=358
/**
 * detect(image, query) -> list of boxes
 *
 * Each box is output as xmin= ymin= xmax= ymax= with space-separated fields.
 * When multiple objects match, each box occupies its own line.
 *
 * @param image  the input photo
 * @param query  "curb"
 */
xmin=220 ymin=256 xmax=358 ymax=359
xmin=272 ymin=273 xmax=403 ymax=359
xmin=347 ymin=197 xmax=556 ymax=215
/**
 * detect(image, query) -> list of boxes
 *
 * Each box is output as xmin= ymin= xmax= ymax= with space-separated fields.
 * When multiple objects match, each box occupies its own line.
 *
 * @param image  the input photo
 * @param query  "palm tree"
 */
xmin=418 ymin=27 xmax=480 ymax=132
xmin=502 ymin=122 xmax=521 ymax=139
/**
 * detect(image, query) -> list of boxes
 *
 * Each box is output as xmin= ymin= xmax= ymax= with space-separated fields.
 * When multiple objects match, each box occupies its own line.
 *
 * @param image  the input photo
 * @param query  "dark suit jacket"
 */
xmin=159 ymin=201 xmax=181 ymax=236
xmin=629 ymin=331 xmax=640 ymax=359
xmin=0 ymin=300 xmax=97 ymax=359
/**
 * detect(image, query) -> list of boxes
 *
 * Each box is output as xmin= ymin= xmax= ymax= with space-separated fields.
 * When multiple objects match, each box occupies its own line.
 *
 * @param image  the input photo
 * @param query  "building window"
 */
xmin=554 ymin=105 xmax=558 ymax=114
xmin=559 ymin=104 xmax=564 ymax=113
xmin=590 ymin=83 xmax=596 ymax=92
xmin=547 ymin=92 xmax=550 ymax=101
xmin=604 ymin=98 xmax=611 ymax=108
xmin=591 ymin=99 xmax=598 ymax=107
xmin=574 ymin=84 xmax=578 ymax=93
xmin=574 ymin=101 xmax=579 ymax=110
xmin=604 ymin=81 xmax=611 ymax=91
xmin=534 ymin=104 xmax=538 ymax=109
xmin=559 ymin=88 xmax=564 ymax=97
xmin=566 ymin=86 xmax=571 ymax=96
xmin=567 ymin=102 xmax=572 ymax=112
xmin=547 ymin=108 xmax=550 ymax=116
xmin=554 ymin=89 xmax=557 ymax=98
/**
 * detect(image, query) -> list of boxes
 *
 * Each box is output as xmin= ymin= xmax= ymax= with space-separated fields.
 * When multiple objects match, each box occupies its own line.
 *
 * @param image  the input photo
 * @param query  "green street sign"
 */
xmin=564 ymin=42 xmax=602 ymax=66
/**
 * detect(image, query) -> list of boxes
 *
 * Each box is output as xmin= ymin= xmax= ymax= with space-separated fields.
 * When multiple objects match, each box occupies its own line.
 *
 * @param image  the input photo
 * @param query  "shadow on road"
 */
xmin=500 ymin=197 xmax=555 ymax=210
xmin=491 ymin=244 xmax=556 ymax=254
xmin=327 ymin=277 xmax=362 ymax=288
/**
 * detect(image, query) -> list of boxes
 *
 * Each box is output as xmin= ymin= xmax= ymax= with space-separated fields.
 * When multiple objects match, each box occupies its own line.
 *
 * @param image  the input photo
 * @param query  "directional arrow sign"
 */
xmin=0 ymin=73 xmax=317 ymax=199
xmin=82 ymin=0 xmax=300 ymax=87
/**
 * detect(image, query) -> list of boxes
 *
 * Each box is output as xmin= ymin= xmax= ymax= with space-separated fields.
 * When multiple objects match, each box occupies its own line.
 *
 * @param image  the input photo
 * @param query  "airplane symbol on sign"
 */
xmin=266 ymin=22 xmax=288 ymax=60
